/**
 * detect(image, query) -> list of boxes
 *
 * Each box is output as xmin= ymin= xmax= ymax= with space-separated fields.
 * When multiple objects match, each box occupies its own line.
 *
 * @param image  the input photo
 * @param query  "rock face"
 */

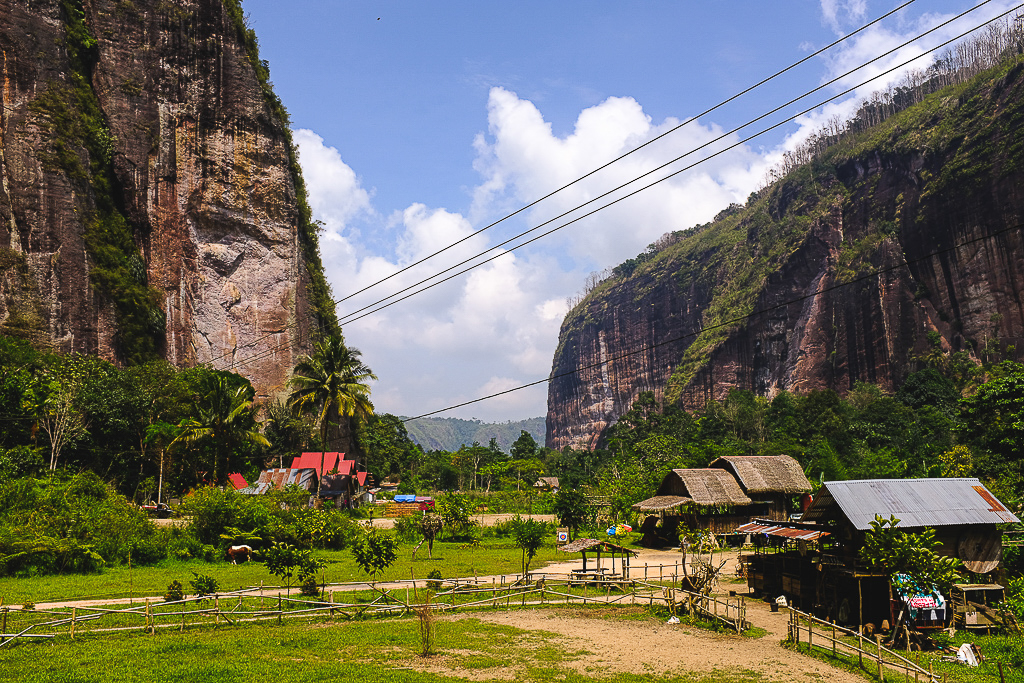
xmin=547 ymin=58 xmax=1024 ymax=450
xmin=0 ymin=0 xmax=327 ymax=396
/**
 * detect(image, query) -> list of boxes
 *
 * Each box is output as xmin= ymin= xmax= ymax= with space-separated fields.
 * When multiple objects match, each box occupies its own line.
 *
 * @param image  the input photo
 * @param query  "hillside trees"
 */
xmin=169 ymin=373 xmax=270 ymax=486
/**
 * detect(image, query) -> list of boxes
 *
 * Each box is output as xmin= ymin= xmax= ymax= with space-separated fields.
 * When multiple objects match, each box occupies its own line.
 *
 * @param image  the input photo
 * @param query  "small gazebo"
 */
xmin=559 ymin=538 xmax=637 ymax=581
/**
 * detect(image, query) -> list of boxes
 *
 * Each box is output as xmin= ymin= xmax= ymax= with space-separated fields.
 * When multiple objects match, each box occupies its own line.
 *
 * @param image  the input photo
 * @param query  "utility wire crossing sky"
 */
xmin=242 ymin=0 xmax=1017 ymax=422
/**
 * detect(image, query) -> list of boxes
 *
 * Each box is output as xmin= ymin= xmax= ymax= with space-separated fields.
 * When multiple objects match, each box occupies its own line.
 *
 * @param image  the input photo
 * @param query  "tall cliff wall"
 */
xmin=547 ymin=57 xmax=1024 ymax=450
xmin=0 ymin=0 xmax=333 ymax=396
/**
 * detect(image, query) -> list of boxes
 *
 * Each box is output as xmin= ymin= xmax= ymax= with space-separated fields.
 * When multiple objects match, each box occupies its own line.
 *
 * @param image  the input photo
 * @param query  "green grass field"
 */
xmin=0 ymin=610 xmax=769 ymax=683
xmin=0 ymin=541 xmax=566 ymax=606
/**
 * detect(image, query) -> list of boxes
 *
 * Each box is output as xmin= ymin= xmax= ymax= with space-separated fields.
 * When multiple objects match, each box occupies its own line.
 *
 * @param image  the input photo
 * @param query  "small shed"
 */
xmin=746 ymin=478 xmax=1020 ymax=627
xmin=534 ymin=477 xmax=560 ymax=492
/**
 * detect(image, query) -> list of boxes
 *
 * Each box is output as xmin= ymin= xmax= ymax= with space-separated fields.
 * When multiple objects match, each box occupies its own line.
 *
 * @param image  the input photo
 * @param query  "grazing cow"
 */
xmin=227 ymin=545 xmax=253 ymax=564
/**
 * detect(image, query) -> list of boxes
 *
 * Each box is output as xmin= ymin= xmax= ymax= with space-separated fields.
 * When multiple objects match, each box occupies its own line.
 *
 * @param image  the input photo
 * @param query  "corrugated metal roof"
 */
xmin=802 ymin=478 xmax=1020 ymax=530
xmin=735 ymin=521 xmax=830 ymax=541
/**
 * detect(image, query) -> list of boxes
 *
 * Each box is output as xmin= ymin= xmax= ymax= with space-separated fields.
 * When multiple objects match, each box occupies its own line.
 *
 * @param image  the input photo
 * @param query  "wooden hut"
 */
xmin=709 ymin=455 xmax=812 ymax=521
xmin=633 ymin=457 xmax=812 ymax=545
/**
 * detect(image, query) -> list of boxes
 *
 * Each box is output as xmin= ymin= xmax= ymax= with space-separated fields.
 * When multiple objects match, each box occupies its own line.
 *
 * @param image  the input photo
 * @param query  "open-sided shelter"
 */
xmin=558 ymin=538 xmax=637 ymax=580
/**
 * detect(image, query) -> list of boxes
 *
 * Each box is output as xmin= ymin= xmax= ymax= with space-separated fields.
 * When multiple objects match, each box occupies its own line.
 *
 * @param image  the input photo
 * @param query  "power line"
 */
xmin=401 ymin=220 xmax=1024 ymax=423
xmin=228 ymin=0 xmax=1014 ymax=372
xmin=206 ymin=0 xmax=920 ymax=368
xmin=332 ymin=0 xmax=993 ymax=328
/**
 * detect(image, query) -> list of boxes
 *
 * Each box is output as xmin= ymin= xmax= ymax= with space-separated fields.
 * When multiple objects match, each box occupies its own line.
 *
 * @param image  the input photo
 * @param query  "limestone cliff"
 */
xmin=0 ymin=0 xmax=334 ymax=396
xmin=547 ymin=57 xmax=1024 ymax=450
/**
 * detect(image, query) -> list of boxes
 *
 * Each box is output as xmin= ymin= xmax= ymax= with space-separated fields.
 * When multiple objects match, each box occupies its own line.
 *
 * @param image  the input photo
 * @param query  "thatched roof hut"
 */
xmin=657 ymin=468 xmax=753 ymax=506
xmin=709 ymin=455 xmax=812 ymax=495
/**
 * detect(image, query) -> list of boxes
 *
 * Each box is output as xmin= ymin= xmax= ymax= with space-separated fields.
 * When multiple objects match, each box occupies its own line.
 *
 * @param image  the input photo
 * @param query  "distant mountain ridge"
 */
xmin=402 ymin=416 xmax=546 ymax=453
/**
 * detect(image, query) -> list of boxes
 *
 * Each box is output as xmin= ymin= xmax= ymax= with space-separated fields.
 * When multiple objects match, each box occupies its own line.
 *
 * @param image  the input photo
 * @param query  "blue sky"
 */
xmin=242 ymin=0 xmax=1015 ymax=422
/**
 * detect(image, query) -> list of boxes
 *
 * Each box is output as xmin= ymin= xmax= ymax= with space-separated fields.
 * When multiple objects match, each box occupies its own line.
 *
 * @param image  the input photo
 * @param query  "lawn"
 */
xmin=0 ymin=611 xmax=771 ymax=683
xmin=0 ymin=541 xmax=567 ymax=605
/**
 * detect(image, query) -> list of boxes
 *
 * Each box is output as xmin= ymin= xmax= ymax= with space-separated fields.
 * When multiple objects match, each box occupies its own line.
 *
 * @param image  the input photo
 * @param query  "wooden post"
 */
xmin=858 ymin=577 xmax=864 ymax=631
xmin=876 ymin=635 xmax=884 ymax=682
xmin=71 ymin=607 xmax=76 ymax=640
xmin=215 ymin=596 xmax=220 ymax=627
xmin=3 ymin=607 xmax=7 ymax=636
xmin=832 ymin=623 xmax=836 ymax=656
xmin=645 ymin=563 xmax=648 ymax=580
xmin=278 ymin=593 xmax=282 ymax=625
xmin=998 ymin=662 xmax=1005 ymax=683
xmin=858 ymin=631 xmax=863 ymax=668
xmin=146 ymin=599 xmax=152 ymax=634
xmin=181 ymin=600 xmax=185 ymax=632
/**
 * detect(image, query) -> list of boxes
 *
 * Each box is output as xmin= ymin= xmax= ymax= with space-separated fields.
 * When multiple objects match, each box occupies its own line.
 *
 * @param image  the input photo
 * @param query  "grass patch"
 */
xmin=0 ymin=542 xmax=566 ymax=605
xmin=0 ymin=610 xmax=775 ymax=683
xmin=787 ymin=629 xmax=1024 ymax=683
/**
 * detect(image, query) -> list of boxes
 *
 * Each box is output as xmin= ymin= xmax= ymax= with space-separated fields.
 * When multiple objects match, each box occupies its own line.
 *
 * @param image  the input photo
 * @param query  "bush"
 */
xmin=393 ymin=514 xmax=421 ymax=542
xmin=426 ymin=569 xmax=443 ymax=591
xmin=300 ymin=575 xmax=320 ymax=597
xmin=0 ymin=472 xmax=161 ymax=576
xmin=189 ymin=571 xmax=219 ymax=597
xmin=164 ymin=580 xmax=184 ymax=602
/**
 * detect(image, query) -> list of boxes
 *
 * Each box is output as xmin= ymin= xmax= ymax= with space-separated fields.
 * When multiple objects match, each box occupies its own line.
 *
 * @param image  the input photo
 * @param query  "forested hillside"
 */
xmin=548 ymin=22 xmax=1024 ymax=451
xmin=403 ymin=417 xmax=546 ymax=453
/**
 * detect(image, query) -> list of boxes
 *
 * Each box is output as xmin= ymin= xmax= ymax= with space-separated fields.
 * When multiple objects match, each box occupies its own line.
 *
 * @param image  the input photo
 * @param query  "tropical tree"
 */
xmin=169 ymin=374 xmax=269 ymax=485
xmin=288 ymin=333 xmax=376 ymax=498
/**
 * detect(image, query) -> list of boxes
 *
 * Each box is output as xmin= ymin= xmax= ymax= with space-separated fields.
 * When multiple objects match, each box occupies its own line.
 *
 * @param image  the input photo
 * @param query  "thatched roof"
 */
xmin=709 ymin=455 xmax=812 ymax=494
xmin=632 ymin=495 xmax=692 ymax=512
xmin=656 ymin=468 xmax=753 ymax=506
xmin=559 ymin=539 xmax=637 ymax=555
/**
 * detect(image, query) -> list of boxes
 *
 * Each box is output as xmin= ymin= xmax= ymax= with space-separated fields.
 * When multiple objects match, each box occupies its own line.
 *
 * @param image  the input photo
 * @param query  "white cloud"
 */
xmin=296 ymin=89 xmax=774 ymax=422
xmin=293 ymin=1 xmax=1024 ymax=427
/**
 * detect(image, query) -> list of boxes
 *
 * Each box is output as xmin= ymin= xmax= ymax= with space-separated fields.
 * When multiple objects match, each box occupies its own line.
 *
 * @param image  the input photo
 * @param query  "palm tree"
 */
xmin=170 ymin=374 xmax=270 ymax=485
xmin=288 ymin=333 xmax=376 ymax=498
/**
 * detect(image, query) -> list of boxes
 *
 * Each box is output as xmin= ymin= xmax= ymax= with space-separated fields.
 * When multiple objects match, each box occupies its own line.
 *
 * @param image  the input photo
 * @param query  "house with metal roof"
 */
xmin=238 ymin=452 xmax=371 ymax=507
xmin=741 ymin=478 xmax=1019 ymax=629
xmin=802 ymin=478 xmax=1019 ymax=573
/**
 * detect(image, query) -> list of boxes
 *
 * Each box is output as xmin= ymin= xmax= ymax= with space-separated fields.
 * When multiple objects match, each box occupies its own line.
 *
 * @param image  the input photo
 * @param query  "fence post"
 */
xmin=832 ymin=623 xmax=836 ymax=656
xmin=2 ymin=607 xmax=7 ymax=636
xmin=858 ymin=630 xmax=863 ymax=668
xmin=215 ymin=596 xmax=220 ymax=627
xmin=278 ymin=594 xmax=282 ymax=625
xmin=71 ymin=607 xmax=76 ymax=640
xmin=808 ymin=615 xmax=813 ymax=652
xmin=876 ymin=635 xmax=884 ymax=683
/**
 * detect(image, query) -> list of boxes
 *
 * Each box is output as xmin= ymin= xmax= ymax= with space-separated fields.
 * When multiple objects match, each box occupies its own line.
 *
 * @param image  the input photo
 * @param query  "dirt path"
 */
xmin=443 ymin=604 xmax=863 ymax=683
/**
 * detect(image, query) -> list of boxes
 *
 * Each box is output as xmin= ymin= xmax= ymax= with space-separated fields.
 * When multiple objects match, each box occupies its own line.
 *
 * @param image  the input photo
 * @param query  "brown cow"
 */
xmin=226 ymin=545 xmax=253 ymax=564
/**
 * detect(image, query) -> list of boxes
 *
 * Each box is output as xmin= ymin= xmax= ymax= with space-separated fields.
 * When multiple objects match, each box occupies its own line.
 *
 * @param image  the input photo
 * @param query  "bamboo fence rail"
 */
xmin=787 ymin=607 xmax=939 ymax=683
xmin=0 ymin=570 xmax=740 ymax=648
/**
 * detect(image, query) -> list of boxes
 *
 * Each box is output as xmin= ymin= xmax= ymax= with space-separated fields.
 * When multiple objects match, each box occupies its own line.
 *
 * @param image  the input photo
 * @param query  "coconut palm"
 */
xmin=288 ymin=333 xmax=376 ymax=498
xmin=169 ymin=374 xmax=270 ymax=485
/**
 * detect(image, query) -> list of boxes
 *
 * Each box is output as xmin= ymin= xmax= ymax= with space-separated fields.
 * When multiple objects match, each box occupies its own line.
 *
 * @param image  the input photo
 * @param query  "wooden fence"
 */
xmin=0 ymin=572 xmax=731 ymax=648
xmin=787 ymin=607 xmax=938 ymax=683
xmin=671 ymin=589 xmax=747 ymax=634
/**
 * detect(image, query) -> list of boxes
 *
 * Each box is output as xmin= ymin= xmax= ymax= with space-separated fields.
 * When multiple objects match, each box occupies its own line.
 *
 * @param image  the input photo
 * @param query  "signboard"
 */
xmin=556 ymin=527 xmax=569 ymax=544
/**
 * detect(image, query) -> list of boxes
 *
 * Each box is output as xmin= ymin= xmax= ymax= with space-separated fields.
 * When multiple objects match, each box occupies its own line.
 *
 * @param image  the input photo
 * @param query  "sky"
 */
xmin=241 ymin=0 xmax=1019 ymax=423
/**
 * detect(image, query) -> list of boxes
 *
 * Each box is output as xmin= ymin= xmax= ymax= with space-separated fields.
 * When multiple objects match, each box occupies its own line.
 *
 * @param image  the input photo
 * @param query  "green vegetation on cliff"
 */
xmin=222 ymin=0 xmax=340 ymax=337
xmin=559 ymin=50 xmax=1024 ymax=402
xmin=28 ymin=0 xmax=166 ymax=362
